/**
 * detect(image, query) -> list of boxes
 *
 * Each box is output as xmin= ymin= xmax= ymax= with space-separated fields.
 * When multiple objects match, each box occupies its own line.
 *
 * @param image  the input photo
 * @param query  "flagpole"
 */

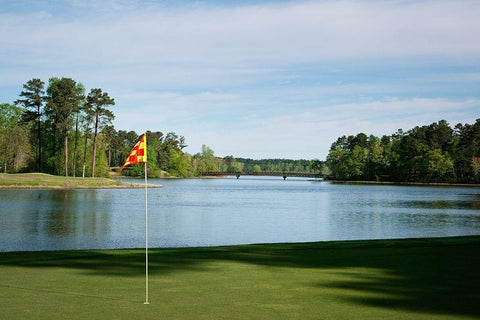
xmin=144 ymin=161 xmax=149 ymax=305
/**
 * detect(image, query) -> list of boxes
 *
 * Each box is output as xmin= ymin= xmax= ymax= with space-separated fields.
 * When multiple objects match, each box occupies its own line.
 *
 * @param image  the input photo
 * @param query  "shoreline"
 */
xmin=120 ymin=174 xmax=480 ymax=186
xmin=2 ymin=234 xmax=479 ymax=254
xmin=0 ymin=183 xmax=163 ymax=190
xmin=323 ymin=179 xmax=480 ymax=187
xmin=0 ymin=173 xmax=163 ymax=189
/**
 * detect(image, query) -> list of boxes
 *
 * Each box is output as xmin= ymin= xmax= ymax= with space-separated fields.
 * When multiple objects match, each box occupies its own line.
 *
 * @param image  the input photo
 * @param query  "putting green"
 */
xmin=1 ymin=236 xmax=479 ymax=319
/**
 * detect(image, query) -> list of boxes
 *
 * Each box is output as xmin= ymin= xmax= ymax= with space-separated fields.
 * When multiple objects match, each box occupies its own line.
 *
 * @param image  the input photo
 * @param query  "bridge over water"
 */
xmin=199 ymin=171 xmax=323 ymax=180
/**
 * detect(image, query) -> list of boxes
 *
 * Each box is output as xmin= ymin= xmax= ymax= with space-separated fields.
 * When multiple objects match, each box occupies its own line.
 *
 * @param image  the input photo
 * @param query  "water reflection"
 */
xmin=0 ymin=189 xmax=112 ymax=251
xmin=1 ymin=179 xmax=480 ymax=252
xmin=389 ymin=199 xmax=480 ymax=210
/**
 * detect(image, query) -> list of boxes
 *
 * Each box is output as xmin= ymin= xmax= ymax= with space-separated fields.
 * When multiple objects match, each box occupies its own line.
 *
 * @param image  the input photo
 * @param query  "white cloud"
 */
xmin=220 ymin=98 xmax=479 ymax=159
xmin=2 ymin=1 xmax=480 ymax=69
xmin=112 ymin=90 xmax=479 ymax=159
xmin=1 ymin=1 xmax=479 ymax=159
xmin=2 ymin=0 xmax=480 ymax=91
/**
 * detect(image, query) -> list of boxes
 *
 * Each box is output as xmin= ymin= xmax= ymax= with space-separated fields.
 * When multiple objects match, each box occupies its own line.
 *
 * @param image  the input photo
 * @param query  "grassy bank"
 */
xmin=0 ymin=173 xmax=162 ymax=189
xmin=1 ymin=236 xmax=479 ymax=319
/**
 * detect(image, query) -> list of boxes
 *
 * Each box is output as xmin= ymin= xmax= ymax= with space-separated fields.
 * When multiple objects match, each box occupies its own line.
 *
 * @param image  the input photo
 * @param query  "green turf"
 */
xmin=0 ymin=173 xmax=143 ymax=188
xmin=1 ymin=236 xmax=479 ymax=319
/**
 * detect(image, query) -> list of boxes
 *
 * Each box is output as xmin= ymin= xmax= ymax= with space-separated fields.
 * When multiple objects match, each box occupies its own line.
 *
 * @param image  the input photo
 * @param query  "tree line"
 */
xmin=2 ymin=78 xmax=479 ymax=183
xmin=222 ymin=157 xmax=313 ymax=174
xmin=0 ymin=78 xmax=218 ymax=178
xmin=0 ymin=77 xmax=315 ymax=178
xmin=324 ymin=119 xmax=480 ymax=183
xmin=1 ymin=78 xmax=116 ymax=177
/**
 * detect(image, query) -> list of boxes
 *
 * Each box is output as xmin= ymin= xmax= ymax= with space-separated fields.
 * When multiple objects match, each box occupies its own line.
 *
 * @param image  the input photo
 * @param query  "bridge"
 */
xmin=199 ymin=171 xmax=323 ymax=180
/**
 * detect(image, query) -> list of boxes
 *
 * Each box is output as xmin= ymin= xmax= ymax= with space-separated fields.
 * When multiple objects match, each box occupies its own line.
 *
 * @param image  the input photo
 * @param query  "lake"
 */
xmin=1 ymin=177 xmax=479 ymax=252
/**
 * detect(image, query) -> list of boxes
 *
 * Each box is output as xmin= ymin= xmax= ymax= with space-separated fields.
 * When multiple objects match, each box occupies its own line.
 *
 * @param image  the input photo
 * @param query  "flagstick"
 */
xmin=144 ymin=162 xmax=149 ymax=305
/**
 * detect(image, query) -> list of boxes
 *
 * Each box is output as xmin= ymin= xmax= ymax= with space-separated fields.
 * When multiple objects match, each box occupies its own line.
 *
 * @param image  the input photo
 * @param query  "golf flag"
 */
xmin=119 ymin=133 xmax=151 ymax=304
xmin=119 ymin=134 xmax=147 ymax=172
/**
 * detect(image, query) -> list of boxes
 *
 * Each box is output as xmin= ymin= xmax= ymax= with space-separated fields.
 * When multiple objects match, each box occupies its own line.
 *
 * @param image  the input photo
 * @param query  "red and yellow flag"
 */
xmin=119 ymin=134 xmax=147 ymax=172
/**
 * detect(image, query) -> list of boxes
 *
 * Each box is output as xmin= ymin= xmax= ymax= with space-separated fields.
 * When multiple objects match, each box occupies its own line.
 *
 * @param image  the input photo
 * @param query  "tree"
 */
xmin=0 ymin=103 xmax=23 ymax=133
xmin=15 ymin=78 xmax=45 ymax=172
xmin=193 ymin=145 xmax=218 ymax=174
xmin=323 ymin=119 xmax=480 ymax=183
xmin=80 ymin=107 xmax=94 ymax=178
xmin=326 ymin=146 xmax=347 ymax=179
xmin=426 ymin=149 xmax=453 ymax=181
xmin=46 ymin=78 xmax=83 ymax=176
xmin=0 ymin=103 xmax=29 ymax=172
xmin=346 ymin=145 xmax=368 ymax=179
xmin=4 ymin=127 xmax=30 ymax=171
xmin=87 ymin=88 xmax=115 ymax=177
xmin=366 ymin=135 xmax=383 ymax=180
xmin=472 ymin=157 xmax=480 ymax=181
xmin=72 ymin=83 xmax=86 ymax=177
xmin=455 ymin=119 xmax=480 ymax=181
xmin=222 ymin=155 xmax=235 ymax=172
xmin=102 ymin=125 xmax=117 ymax=167
xmin=164 ymin=132 xmax=187 ymax=150
xmin=253 ymin=164 xmax=262 ymax=173
xmin=168 ymin=149 xmax=192 ymax=177
xmin=310 ymin=159 xmax=322 ymax=174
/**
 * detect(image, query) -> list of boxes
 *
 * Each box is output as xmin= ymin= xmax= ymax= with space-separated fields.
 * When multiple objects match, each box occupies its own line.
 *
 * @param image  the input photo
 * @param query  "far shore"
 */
xmin=3 ymin=172 xmax=479 ymax=189
xmin=323 ymin=179 xmax=480 ymax=187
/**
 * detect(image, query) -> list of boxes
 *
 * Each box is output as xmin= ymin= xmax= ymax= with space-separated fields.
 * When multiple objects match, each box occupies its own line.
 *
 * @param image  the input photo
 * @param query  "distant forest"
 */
xmin=0 ymin=77 xmax=314 ymax=178
xmin=1 ymin=77 xmax=479 ymax=183
xmin=324 ymin=119 xmax=480 ymax=183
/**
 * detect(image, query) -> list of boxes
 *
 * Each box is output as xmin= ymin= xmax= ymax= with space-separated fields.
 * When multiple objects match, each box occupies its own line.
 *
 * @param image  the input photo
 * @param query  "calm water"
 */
xmin=1 ymin=177 xmax=480 ymax=252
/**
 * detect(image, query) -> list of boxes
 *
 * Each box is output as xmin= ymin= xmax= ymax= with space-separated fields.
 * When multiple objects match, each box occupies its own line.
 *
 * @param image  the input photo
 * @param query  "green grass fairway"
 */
xmin=1 ymin=237 xmax=479 ymax=320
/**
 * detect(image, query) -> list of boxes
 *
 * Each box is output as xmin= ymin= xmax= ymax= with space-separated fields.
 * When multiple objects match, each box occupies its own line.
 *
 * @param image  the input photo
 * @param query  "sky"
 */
xmin=1 ymin=0 xmax=479 ymax=160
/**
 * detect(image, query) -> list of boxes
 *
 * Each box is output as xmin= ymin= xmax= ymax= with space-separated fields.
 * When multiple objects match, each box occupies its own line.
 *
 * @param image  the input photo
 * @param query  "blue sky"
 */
xmin=1 ymin=0 xmax=479 ymax=159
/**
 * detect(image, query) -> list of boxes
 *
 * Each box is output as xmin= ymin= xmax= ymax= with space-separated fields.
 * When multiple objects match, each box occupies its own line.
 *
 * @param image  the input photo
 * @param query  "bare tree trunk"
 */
xmin=37 ymin=105 xmax=42 ymax=172
xmin=64 ymin=132 xmax=69 ymax=177
xmin=73 ymin=112 xmax=79 ymax=177
xmin=52 ymin=126 xmax=57 ymax=175
xmin=82 ymin=134 xmax=88 ymax=178
xmin=91 ymin=113 xmax=99 ymax=177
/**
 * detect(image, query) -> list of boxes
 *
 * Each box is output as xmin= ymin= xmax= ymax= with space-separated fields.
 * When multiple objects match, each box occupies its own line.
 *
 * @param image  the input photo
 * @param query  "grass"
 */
xmin=1 ymin=237 xmax=479 ymax=320
xmin=0 ymin=173 xmax=156 ymax=189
